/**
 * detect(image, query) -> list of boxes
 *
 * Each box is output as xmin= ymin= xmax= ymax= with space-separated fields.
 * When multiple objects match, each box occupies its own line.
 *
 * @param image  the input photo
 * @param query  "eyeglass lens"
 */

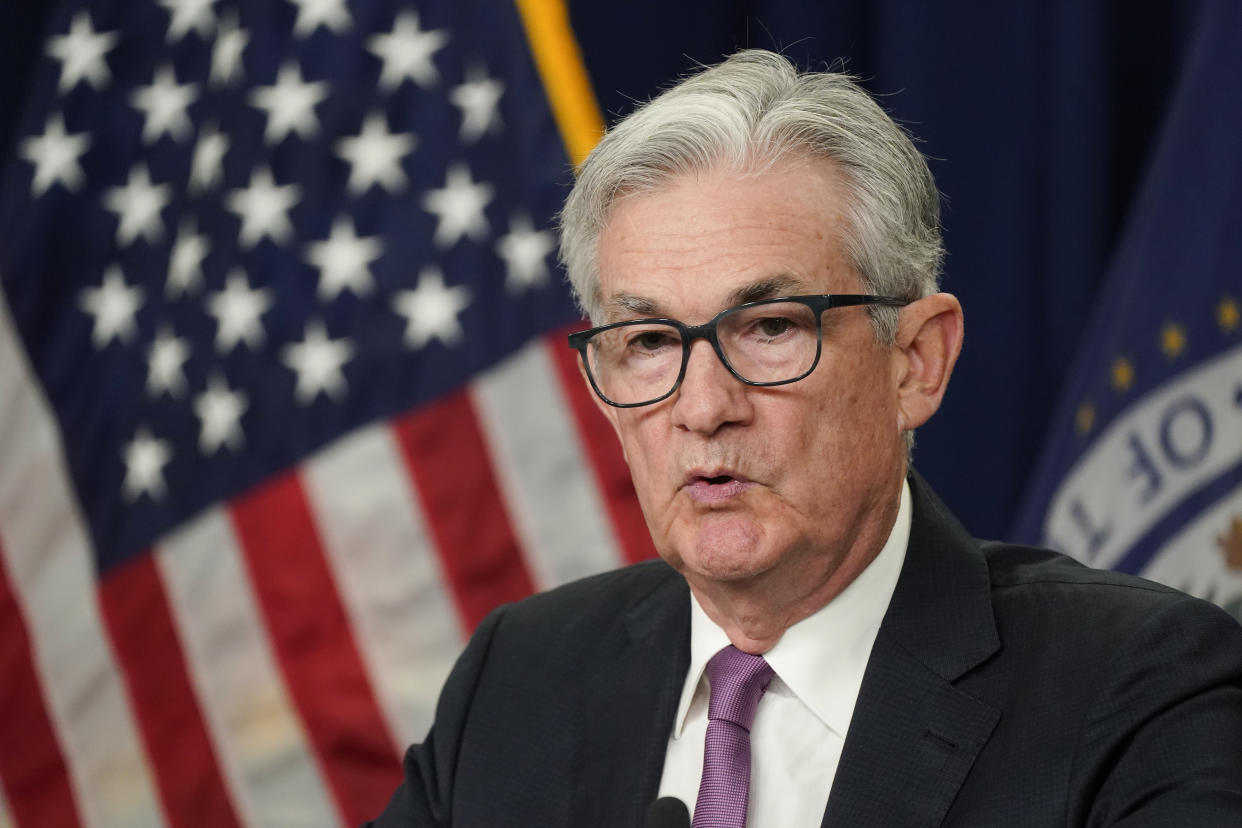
xmin=585 ymin=301 xmax=820 ymax=405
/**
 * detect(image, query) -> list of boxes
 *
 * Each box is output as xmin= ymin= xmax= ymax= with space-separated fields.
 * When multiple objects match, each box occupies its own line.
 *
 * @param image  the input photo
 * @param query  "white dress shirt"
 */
xmin=657 ymin=480 xmax=912 ymax=826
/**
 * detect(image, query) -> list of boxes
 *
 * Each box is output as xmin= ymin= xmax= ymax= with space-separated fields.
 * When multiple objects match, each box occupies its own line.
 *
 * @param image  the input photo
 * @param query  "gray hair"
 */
xmin=558 ymin=49 xmax=944 ymax=347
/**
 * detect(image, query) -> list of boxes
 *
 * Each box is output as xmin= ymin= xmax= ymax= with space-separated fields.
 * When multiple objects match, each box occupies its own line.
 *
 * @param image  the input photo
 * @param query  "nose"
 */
xmin=669 ymin=339 xmax=753 ymax=435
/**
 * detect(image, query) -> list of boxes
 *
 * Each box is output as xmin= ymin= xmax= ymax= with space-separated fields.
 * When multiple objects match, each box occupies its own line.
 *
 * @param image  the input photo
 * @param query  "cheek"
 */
xmin=797 ymin=380 xmax=895 ymax=473
xmin=615 ymin=420 xmax=670 ymax=497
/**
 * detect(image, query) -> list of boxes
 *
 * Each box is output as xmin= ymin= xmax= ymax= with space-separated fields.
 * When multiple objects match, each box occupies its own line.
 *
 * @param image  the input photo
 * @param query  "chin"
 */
xmin=680 ymin=516 xmax=774 ymax=581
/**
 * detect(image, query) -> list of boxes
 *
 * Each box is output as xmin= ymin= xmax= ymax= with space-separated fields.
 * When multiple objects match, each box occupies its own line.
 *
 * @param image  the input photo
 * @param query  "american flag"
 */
xmin=0 ymin=1 xmax=652 ymax=826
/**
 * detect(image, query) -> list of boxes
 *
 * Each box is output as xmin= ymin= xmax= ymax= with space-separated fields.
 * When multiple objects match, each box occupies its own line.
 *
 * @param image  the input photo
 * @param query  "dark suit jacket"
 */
xmin=367 ymin=474 xmax=1242 ymax=826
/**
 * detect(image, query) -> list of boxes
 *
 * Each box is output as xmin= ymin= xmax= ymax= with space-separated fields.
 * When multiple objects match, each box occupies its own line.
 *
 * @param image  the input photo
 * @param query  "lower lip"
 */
xmin=685 ymin=478 xmax=752 ymax=504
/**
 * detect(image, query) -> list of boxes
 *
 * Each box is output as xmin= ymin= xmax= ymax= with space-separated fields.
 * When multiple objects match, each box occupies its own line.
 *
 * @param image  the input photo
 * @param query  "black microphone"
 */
xmin=644 ymin=796 xmax=690 ymax=828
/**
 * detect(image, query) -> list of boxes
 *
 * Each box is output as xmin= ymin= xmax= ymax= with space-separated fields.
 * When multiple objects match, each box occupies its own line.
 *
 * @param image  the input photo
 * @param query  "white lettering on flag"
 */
xmin=1043 ymin=344 xmax=1242 ymax=567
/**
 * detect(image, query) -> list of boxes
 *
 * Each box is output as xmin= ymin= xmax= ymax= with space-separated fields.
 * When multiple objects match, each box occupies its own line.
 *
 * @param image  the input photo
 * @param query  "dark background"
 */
xmin=0 ymin=0 xmax=1214 ymax=540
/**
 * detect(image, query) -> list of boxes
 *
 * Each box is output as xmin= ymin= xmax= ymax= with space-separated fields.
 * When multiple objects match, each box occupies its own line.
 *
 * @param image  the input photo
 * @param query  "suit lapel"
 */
xmin=821 ymin=473 xmax=1001 ymax=827
xmin=574 ymin=568 xmax=690 ymax=827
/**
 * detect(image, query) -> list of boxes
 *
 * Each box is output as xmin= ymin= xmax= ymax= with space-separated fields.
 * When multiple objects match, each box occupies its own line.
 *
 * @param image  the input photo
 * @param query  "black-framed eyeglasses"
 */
xmin=567 ymin=294 xmax=909 ymax=408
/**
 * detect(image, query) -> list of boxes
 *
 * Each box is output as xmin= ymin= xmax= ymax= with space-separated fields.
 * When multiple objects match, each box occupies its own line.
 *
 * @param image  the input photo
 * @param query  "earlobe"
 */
xmin=894 ymin=293 xmax=964 ymax=431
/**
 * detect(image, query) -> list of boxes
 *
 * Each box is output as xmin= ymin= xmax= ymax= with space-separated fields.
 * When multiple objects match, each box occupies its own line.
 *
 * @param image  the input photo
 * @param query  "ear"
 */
xmin=892 ymin=293 xmax=963 ymax=431
xmin=577 ymin=355 xmax=630 ymax=463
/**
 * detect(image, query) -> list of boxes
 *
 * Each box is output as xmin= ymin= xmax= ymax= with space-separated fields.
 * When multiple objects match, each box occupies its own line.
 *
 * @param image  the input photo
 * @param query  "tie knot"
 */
xmin=705 ymin=645 xmax=774 ymax=731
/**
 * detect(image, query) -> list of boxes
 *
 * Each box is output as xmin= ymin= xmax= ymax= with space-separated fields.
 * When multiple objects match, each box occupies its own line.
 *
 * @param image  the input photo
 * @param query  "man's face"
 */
xmin=591 ymin=157 xmax=909 ymax=599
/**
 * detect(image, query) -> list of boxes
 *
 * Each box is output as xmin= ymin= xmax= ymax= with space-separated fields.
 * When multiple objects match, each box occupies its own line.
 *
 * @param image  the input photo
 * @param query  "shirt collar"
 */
xmin=670 ymin=478 xmax=911 ymax=739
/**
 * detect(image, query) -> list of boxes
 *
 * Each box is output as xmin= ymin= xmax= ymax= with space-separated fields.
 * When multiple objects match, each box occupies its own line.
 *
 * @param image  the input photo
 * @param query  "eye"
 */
xmin=754 ymin=316 xmax=793 ymax=337
xmin=627 ymin=329 xmax=677 ymax=352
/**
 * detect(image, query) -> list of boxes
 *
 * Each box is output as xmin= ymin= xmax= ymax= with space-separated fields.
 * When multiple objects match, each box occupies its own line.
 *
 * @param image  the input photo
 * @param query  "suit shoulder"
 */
xmin=982 ymin=540 xmax=1178 ymax=599
xmin=979 ymin=541 xmax=1239 ymax=629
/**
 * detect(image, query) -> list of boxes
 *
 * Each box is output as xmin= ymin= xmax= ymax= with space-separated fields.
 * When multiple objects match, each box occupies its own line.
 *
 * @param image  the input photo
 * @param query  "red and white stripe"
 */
xmin=0 ymin=296 xmax=165 ymax=828
xmin=302 ymin=424 xmax=464 ymax=754
xmin=471 ymin=337 xmax=627 ymax=589
xmin=0 ymin=292 xmax=652 ymax=827
xmin=156 ymin=508 xmax=339 ymax=827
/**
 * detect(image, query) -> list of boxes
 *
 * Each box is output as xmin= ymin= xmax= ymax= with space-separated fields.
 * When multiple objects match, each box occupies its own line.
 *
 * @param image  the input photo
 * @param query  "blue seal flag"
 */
xmin=1013 ymin=0 xmax=1242 ymax=622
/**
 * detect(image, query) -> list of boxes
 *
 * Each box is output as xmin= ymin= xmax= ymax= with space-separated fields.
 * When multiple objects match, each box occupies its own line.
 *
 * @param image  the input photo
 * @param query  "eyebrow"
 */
xmin=729 ymin=275 xmax=805 ymax=305
xmin=604 ymin=273 xmax=809 ymax=322
xmin=608 ymin=294 xmax=661 ymax=318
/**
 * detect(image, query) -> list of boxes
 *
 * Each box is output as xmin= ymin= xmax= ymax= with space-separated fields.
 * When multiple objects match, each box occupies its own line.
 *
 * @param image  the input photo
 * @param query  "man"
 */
xmin=369 ymin=50 xmax=1242 ymax=826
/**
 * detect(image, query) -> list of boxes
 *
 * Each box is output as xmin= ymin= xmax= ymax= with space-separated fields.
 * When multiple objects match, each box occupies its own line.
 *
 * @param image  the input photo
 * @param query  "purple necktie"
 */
xmin=691 ymin=645 xmax=774 ymax=828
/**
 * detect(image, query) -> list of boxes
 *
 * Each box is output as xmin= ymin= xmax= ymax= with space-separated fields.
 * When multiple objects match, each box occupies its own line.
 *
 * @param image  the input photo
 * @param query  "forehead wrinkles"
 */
xmin=598 ymin=216 xmax=821 ymax=319
xmin=604 ymin=274 xmax=810 ymax=323
xmin=597 ymin=223 xmax=751 ymax=321
xmin=602 ymin=173 xmax=819 ymax=258
xmin=596 ymin=162 xmax=854 ymax=321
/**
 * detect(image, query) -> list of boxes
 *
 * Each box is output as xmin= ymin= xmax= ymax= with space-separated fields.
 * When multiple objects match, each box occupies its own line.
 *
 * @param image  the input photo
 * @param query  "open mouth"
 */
xmin=685 ymin=470 xmax=751 ymax=503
